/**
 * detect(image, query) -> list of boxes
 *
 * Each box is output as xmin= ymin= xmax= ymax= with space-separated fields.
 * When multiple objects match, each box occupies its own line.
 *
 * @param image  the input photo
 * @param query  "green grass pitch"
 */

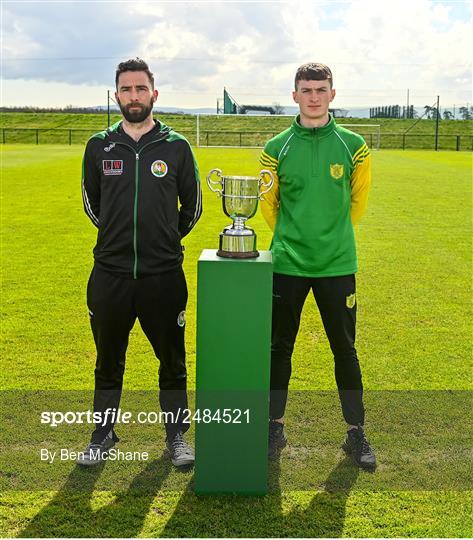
xmin=1 ymin=145 xmax=472 ymax=537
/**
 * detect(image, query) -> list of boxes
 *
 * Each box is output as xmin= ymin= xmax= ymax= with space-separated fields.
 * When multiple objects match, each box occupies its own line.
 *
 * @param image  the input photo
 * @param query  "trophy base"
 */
xmin=217 ymin=249 xmax=260 ymax=259
xmin=217 ymin=227 xmax=259 ymax=259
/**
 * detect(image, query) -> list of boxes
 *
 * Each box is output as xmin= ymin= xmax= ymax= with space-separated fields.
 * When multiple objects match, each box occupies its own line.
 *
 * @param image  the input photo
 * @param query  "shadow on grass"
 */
xmin=18 ymin=456 xmax=359 ymax=538
xmin=160 ymin=457 xmax=359 ymax=538
xmin=18 ymin=453 xmax=172 ymax=538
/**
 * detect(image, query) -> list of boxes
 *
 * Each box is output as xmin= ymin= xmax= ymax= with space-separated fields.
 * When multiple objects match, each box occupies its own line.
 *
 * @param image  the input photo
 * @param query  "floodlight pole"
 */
xmin=107 ymin=90 xmax=111 ymax=128
xmin=435 ymin=95 xmax=440 ymax=151
xmin=196 ymin=114 xmax=200 ymax=148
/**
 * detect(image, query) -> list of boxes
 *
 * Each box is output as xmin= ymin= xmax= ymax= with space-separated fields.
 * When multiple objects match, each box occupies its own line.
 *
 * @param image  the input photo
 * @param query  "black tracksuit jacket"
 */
xmin=81 ymin=120 xmax=202 ymax=278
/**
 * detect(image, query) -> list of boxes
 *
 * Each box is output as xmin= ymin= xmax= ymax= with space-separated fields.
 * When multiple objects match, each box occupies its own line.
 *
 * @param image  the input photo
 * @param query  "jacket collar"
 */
xmin=107 ymin=119 xmax=170 ymax=144
xmin=291 ymin=113 xmax=336 ymax=139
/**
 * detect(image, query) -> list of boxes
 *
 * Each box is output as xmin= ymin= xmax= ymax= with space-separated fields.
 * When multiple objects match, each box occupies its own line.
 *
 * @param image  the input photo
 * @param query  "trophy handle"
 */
xmin=207 ymin=168 xmax=223 ymax=195
xmin=259 ymin=169 xmax=274 ymax=198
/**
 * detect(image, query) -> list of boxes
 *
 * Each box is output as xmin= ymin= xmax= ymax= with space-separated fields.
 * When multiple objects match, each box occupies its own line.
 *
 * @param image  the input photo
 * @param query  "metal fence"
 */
xmin=1 ymin=128 xmax=472 ymax=151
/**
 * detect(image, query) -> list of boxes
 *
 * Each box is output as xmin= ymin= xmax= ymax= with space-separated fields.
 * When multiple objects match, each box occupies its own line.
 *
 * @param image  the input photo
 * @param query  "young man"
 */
xmin=260 ymin=63 xmax=376 ymax=470
xmin=80 ymin=58 xmax=202 ymax=467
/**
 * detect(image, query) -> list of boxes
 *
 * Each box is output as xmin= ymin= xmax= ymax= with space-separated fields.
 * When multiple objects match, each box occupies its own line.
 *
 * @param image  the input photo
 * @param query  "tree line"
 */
xmin=0 ymin=106 xmax=176 ymax=115
xmin=370 ymin=104 xmax=472 ymax=120
xmin=424 ymin=105 xmax=473 ymax=120
xmin=0 ymin=106 xmax=107 ymax=114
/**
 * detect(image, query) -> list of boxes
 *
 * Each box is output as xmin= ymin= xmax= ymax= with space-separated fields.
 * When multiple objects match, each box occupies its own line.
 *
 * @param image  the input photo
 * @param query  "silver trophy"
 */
xmin=207 ymin=168 xmax=274 ymax=258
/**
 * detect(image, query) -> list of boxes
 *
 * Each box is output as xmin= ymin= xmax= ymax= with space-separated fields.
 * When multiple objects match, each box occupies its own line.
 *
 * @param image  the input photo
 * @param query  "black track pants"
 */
xmin=87 ymin=265 xmax=189 ymax=442
xmin=270 ymin=272 xmax=364 ymax=426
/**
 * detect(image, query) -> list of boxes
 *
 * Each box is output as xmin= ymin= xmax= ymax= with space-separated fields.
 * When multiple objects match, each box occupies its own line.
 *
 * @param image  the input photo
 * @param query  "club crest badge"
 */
xmin=346 ymin=293 xmax=356 ymax=309
xmin=151 ymin=160 xmax=168 ymax=178
xmin=102 ymin=160 xmax=123 ymax=175
xmin=177 ymin=310 xmax=186 ymax=327
xmin=330 ymin=163 xmax=344 ymax=180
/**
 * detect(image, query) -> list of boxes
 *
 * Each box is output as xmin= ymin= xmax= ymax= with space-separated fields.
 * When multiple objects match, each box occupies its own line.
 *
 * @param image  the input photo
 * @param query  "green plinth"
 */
xmin=194 ymin=249 xmax=273 ymax=495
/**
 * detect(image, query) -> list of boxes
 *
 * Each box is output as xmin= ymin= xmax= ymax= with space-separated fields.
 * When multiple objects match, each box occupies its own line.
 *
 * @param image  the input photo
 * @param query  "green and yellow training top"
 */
xmin=259 ymin=114 xmax=371 ymax=278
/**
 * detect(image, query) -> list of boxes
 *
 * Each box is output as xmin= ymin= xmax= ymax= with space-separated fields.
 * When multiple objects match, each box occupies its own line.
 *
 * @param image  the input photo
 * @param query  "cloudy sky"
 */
xmin=1 ymin=0 xmax=471 ymax=110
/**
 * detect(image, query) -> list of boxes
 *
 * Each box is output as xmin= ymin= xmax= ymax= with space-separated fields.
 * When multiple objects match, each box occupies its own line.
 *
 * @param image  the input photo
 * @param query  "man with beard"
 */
xmin=79 ymin=58 xmax=202 ymax=467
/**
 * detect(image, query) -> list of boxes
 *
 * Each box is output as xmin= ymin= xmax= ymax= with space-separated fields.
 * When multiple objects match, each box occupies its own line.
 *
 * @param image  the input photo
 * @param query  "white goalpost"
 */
xmin=338 ymin=124 xmax=381 ymax=151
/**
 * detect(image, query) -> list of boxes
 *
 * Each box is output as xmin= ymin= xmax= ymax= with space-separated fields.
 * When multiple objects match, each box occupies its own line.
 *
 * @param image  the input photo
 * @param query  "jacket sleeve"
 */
xmin=350 ymin=142 xmax=372 ymax=226
xmin=259 ymin=148 xmax=280 ymax=231
xmin=177 ymin=141 xmax=202 ymax=238
xmin=81 ymin=140 xmax=100 ymax=228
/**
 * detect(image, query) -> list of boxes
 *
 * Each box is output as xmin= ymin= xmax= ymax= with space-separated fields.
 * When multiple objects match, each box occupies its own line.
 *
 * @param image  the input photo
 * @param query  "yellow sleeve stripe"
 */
xmin=260 ymin=156 xmax=278 ymax=171
xmin=262 ymin=150 xmax=278 ymax=164
xmin=260 ymin=157 xmax=277 ymax=171
xmin=260 ymin=150 xmax=278 ymax=167
xmin=352 ymin=143 xmax=369 ymax=163
xmin=354 ymin=153 xmax=369 ymax=165
xmin=353 ymin=144 xmax=370 ymax=167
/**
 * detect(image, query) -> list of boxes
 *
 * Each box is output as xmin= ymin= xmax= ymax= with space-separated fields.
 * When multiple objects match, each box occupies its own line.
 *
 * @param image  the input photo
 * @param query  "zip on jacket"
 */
xmin=81 ymin=120 xmax=202 ymax=278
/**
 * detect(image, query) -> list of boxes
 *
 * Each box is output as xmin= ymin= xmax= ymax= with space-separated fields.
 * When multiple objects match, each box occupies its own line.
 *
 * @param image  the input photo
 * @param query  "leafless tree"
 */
xmin=272 ymin=102 xmax=285 ymax=115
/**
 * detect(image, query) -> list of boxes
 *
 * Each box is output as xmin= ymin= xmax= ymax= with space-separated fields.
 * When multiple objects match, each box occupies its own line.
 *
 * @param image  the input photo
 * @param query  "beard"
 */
xmin=118 ymin=97 xmax=154 ymax=123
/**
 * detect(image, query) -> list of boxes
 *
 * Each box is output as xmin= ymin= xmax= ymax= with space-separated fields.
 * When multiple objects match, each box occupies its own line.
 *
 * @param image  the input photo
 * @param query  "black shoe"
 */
xmin=268 ymin=421 xmax=287 ymax=459
xmin=77 ymin=430 xmax=116 ymax=466
xmin=166 ymin=431 xmax=195 ymax=467
xmin=342 ymin=425 xmax=376 ymax=471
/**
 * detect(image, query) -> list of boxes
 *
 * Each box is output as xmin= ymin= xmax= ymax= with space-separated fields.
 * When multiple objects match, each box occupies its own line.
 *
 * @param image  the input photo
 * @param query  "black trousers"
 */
xmin=87 ymin=265 xmax=189 ymax=442
xmin=270 ymin=272 xmax=364 ymax=426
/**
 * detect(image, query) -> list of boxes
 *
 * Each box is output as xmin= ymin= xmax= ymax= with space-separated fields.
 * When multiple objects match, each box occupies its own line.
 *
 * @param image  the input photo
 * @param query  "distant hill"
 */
xmin=107 ymin=105 xmax=455 ymax=119
xmin=1 ymin=105 xmax=453 ymax=119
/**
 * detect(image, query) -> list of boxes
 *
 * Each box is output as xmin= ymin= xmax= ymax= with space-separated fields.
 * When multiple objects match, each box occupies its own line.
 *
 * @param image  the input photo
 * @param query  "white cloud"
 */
xmin=1 ymin=0 xmax=471 ymax=108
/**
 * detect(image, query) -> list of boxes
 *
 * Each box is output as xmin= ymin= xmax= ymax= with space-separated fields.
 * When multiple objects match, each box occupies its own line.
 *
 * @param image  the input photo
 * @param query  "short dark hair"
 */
xmin=115 ymin=58 xmax=154 ymax=89
xmin=294 ymin=63 xmax=333 ymax=90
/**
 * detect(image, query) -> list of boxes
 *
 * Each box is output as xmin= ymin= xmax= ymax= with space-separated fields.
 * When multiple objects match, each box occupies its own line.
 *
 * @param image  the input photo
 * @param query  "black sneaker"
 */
xmin=342 ymin=425 xmax=376 ymax=471
xmin=166 ymin=431 xmax=195 ymax=467
xmin=268 ymin=420 xmax=287 ymax=459
xmin=77 ymin=431 xmax=116 ymax=466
